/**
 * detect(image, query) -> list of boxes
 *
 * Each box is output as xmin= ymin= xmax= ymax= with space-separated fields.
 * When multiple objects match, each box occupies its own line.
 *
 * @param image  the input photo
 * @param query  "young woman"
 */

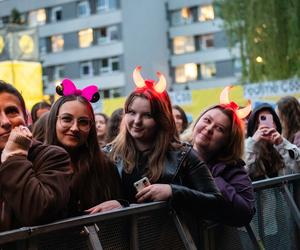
xmin=0 ymin=80 xmax=71 ymax=231
xmin=95 ymin=113 xmax=109 ymax=147
xmin=105 ymin=67 xmax=224 ymax=246
xmin=276 ymin=96 xmax=300 ymax=147
xmin=45 ymin=80 xmax=124 ymax=216
xmin=172 ymin=105 xmax=188 ymax=135
xmin=245 ymin=103 xmax=299 ymax=250
xmin=106 ymin=108 xmax=124 ymax=143
xmin=245 ymin=103 xmax=300 ymax=178
xmin=30 ymin=101 xmax=51 ymax=124
xmin=192 ymin=104 xmax=255 ymax=226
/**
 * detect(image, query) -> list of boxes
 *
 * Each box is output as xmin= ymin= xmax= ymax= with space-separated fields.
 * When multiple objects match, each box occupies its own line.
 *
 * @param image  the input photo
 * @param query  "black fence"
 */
xmin=0 ymin=174 xmax=299 ymax=250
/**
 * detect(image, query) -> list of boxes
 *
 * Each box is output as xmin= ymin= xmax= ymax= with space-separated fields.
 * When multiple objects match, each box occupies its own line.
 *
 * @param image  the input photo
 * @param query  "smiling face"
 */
xmin=193 ymin=108 xmax=231 ymax=159
xmin=124 ymin=97 xmax=157 ymax=150
xmin=0 ymin=92 xmax=26 ymax=150
xmin=56 ymin=100 xmax=92 ymax=149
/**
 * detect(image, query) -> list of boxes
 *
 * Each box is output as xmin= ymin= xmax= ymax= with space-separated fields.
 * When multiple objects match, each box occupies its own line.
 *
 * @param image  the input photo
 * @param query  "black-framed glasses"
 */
xmin=57 ymin=115 xmax=92 ymax=132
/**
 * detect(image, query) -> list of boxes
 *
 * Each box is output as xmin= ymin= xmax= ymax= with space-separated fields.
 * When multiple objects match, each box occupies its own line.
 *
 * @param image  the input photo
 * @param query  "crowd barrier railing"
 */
xmin=0 ymin=173 xmax=299 ymax=250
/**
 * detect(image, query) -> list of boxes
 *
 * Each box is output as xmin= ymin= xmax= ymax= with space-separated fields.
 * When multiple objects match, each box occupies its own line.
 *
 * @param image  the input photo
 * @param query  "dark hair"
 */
xmin=247 ymin=103 xmax=282 ymax=137
xmin=277 ymin=96 xmax=300 ymax=142
xmin=31 ymin=101 xmax=51 ymax=124
xmin=246 ymin=103 xmax=284 ymax=179
xmin=95 ymin=113 xmax=109 ymax=124
xmin=45 ymin=95 xmax=119 ymax=208
xmin=32 ymin=111 xmax=49 ymax=142
xmin=106 ymin=108 xmax=124 ymax=143
xmin=0 ymin=80 xmax=27 ymax=123
xmin=172 ymin=105 xmax=189 ymax=132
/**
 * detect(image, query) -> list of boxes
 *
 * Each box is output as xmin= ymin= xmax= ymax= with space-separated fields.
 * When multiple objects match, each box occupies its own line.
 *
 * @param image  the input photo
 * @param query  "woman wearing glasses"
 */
xmin=45 ymin=89 xmax=124 ymax=216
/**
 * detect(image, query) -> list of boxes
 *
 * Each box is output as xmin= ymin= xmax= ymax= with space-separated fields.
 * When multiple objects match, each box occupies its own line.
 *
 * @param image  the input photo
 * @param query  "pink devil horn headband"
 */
xmin=133 ymin=66 xmax=167 ymax=93
xmin=219 ymin=86 xmax=252 ymax=119
xmin=56 ymin=78 xmax=100 ymax=103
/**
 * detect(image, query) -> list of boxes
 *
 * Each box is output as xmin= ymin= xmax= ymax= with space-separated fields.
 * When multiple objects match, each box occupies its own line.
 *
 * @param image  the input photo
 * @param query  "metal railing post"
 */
xmin=83 ymin=224 xmax=103 ymax=250
xmin=171 ymin=210 xmax=197 ymax=250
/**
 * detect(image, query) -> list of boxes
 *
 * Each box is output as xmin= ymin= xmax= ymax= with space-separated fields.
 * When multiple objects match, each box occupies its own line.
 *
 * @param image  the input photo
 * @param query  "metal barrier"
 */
xmin=202 ymin=173 xmax=300 ymax=250
xmin=0 ymin=202 xmax=197 ymax=250
xmin=0 ymin=174 xmax=299 ymax=250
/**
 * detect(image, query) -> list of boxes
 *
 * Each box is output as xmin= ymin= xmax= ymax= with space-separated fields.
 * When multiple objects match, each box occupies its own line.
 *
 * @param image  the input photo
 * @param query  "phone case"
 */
xmin=134 ymin=177 xmax=150 ymax=192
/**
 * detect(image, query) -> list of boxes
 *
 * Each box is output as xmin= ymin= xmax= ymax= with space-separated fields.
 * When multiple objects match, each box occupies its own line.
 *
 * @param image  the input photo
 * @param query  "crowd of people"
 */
xmin=0 ymin=67 xmax=300 ymax=246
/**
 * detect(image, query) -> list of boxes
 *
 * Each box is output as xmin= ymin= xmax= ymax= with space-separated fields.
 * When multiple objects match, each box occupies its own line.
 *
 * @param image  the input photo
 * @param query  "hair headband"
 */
xmin=56 ymin=78 xmax=100 ymax=103
xmin=133 ymin=66 xmax=167 ymax=93
xmin=220 ymin=86 xmax=252 ymax=119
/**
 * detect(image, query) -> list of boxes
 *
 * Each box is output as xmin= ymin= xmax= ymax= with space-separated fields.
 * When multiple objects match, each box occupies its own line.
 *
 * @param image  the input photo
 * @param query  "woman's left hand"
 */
xmin=85 ymin=200 xmax=123 ymax=214
xmin=135 ymin=184 xmax=172 ymax=203
xmin=265 ymin=128 xmax=283 ymax=145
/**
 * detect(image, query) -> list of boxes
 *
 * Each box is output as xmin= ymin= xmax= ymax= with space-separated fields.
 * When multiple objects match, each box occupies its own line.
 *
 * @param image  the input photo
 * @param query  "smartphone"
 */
xmin=259 ymin=114 xmax=273 ymax=128
xmin=133 ymin=177 xmax=150 ymax=192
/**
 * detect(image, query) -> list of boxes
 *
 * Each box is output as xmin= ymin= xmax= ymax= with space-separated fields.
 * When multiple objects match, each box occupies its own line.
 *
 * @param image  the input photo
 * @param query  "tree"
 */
xmin=10 ymin=8 xmax=23 ymax=25
xmin=215 ymin=0 xmax=300 ymax=83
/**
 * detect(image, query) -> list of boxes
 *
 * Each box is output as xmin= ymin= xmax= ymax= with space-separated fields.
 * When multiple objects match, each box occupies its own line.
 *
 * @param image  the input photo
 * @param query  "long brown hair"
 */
xmin=277 ymin=96 xmax=300 ymax=142
xmin=193 ymin=105 xmax=245 ymax=165
xmin=109 ymin=87 xmax=178 ymax=182
xmin=46 ymin=95 xmax=119 ymax=209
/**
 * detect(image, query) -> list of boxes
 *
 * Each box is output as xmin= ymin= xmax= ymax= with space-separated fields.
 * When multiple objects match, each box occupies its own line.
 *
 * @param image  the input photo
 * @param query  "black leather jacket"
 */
xmin=104 ymin=144 xmax=224 ymax=217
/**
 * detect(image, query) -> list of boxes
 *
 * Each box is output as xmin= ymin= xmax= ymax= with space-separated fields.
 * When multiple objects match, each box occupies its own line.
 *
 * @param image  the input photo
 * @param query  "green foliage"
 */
xmin=10 ymin=8 xmax=22 ymax=25
xmin=214 ymin=0 xmax=300 ymax=83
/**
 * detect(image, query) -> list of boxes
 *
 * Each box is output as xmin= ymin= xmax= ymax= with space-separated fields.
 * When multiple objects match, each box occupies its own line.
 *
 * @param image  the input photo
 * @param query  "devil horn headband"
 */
xmin=56 ymin=78 xmax=100 ymax=103
xmin=220 ymin=86 xmax=252 ymax=119
xmin=133 ymin=66 xmax=167 ymax=93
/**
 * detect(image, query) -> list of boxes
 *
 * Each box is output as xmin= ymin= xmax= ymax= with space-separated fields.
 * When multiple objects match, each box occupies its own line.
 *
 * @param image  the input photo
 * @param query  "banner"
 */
xmin=0 ymin=60 xmax=43 ymax=110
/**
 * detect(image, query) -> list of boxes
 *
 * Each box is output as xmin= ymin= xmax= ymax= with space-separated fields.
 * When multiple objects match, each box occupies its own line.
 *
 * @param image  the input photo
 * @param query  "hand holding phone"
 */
xmin=259 ymin=114 xmax=273 ymax=128
xmin=134 ymin=177 xmax=150 ymax=192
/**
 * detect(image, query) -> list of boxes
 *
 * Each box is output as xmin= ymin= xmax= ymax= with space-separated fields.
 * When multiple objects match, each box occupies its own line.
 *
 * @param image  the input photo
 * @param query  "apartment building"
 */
xmin=0 ymin=0 xmax=240 ymax=97
xmin=167 ymin=0 xmax=241 ymax=91
xmin=0 ymin=0 xmax=169 ymax=97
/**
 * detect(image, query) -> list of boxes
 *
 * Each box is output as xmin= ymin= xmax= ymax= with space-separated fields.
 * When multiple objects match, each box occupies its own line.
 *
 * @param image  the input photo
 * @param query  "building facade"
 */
xmin=0 ymin=0 xmax=240 ymax=98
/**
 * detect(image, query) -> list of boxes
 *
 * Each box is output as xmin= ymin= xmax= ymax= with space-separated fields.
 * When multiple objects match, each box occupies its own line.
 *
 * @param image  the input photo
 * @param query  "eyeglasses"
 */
xmin=57 ymin=115 xmax=92 ymax=132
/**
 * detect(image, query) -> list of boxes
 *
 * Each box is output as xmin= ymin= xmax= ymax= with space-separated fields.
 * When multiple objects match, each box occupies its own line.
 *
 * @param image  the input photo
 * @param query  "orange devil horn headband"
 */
xmin=219 ymin=86 xmax=252 ymax=119
xmin=133 ymin=66 xmax=167 ymax=93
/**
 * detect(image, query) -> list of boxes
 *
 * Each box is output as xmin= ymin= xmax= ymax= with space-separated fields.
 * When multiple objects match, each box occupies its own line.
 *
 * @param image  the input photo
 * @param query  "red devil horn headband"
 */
xmin=133 ymin=66 xmax=167 ymax=93
xmin=219 ymin=86 xmax=252 ymax=119
xmin=56 ymin=78 xmax=100 ymax=103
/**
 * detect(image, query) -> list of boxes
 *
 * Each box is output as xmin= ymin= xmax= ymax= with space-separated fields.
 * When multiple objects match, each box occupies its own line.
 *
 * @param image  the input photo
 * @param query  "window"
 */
xmin=51 ymin=6 xmax=62 ymax=22
xmin=200 ymin=34 xmax=214 ymax=50
xmin=39 ymin=38 xmax=47 ymax=55
xmin=234 ymin=59 xmax=242 ymax=77
xmin=28 ymin=9 xmax=46 ymax=26
xmin=198 ymin=5 xmax=214 ymax=22
xmin=173 ymin=36 xmax=195 ymax=55
xmin=78 ymin=28 xmax=93 ymax=48
xmin=51 ymin=34 xmax=64 ymax=52
xmin=175 ymin=63 xmax=198 ymax=83
xmin=100 ymin=56 xmax=120 ymax=74
xmin=80 ymin=61 xmax=93 ymax=77
xmin=97 ymin=0 xmax=118 ymax=12
xmin=54 ymin=65 xmax=65 ymax=79
xmin=78 ymin=1 xmax=90 ymax=17
xmin=98 ymin=25 xmax=119 ymax=44
xmin=201 ymin=63 xmax=216 ymax=79
xmin=171 ymin=8 xmax=193 ymax=26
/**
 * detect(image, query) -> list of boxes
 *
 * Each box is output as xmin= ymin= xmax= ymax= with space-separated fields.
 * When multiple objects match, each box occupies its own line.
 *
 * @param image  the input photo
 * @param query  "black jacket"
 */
xmin=104 ymin=143 xmax=224 ymax=248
